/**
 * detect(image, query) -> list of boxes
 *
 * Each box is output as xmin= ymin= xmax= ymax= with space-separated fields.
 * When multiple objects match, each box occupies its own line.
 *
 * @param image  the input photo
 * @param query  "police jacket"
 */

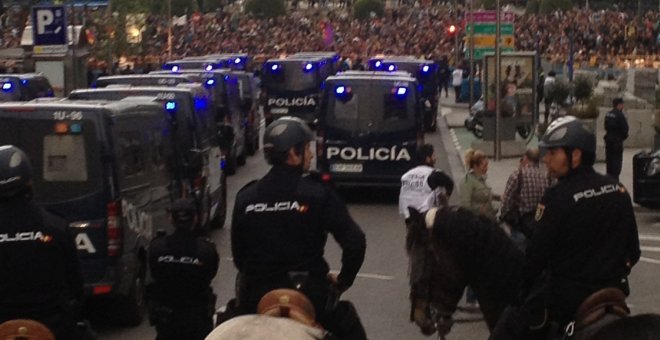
xmin=604 ymin=108 xmax=629 ymax=143
xmin=523 ymin=167 xmax=640 ymax=294
xmin=148 ymin=230 xmax=219 ymax=307
xmin=231 ymin=165 xmax=366 ymax=289
xmin=0 ymin=198 xmax=83 ymax=318
xmin=399 ymin=165 xmax=453 ymax=219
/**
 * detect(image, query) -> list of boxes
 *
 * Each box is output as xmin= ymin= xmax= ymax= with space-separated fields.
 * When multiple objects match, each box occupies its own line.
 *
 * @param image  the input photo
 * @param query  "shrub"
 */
xmin=568 ymin=97 xmax=600 ymax=119
xmin=573 ymin=76 xmax=594 ymax=106
xmin=546 ymin=80 xmax=571 ymax=108
xmin=244 ymin=0 xmax=286 ymax=18
xmin=353 ymin=0 xmax=384 ymax=21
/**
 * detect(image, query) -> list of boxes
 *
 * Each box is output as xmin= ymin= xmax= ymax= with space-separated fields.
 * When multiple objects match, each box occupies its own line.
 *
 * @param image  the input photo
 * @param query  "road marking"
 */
xmin=329 ymin=270 xmax=394 ymax=281
xmin=641 ymin=246 xmax=660 ymax=253
xmin=640 ymin=257 xmax=660 ymax=265
xmin=639 ymin=235 xmax=660 ymax=242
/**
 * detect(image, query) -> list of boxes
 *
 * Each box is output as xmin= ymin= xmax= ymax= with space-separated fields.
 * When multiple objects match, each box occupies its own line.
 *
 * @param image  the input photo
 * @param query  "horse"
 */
xmin=405 ymin=206 xmax=638 ymax=339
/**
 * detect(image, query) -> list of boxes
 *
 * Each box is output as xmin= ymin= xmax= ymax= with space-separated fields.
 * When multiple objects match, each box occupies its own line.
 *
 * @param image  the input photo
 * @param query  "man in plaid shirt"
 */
xmin=500 ymin=147 xmax=551 ymax=250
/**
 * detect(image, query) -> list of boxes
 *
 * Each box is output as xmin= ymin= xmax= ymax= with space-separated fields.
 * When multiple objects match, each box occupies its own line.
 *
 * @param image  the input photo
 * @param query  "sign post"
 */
xmin=464 ymin=10 xmax=515 ymax=60
xmin=32 ymin=5 xmax=68 ymax=55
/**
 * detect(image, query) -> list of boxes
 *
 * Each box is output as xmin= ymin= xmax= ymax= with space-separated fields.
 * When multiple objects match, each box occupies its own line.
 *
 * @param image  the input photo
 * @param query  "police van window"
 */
xmin=118 ymin=129 xmax=146 ymax=177
xmin=263 ymin=64 xmax=319 ymax=92
xmin=43 ymin=134 xmax=88 ymax=181
xmin=0 ymin=116 xmax=103 ymax=203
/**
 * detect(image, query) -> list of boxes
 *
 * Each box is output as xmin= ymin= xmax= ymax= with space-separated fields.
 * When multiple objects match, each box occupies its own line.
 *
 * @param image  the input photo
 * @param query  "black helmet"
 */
xmin=263 ymin=117 xmax=315 ymax=164
xmin=539 ymin=116 xmax=596 ymax=154
xmin=168 ymin=198 xmax=197 ymax=226
xmin=0 ymin=145 xmax=32 ymax=198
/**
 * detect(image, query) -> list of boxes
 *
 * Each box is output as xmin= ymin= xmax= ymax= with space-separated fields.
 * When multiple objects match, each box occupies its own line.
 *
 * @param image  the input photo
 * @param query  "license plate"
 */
xmin=330 ymin=163 xmax=363 ymax=173
xmin=271 ymin=108 xmax=289 ymax=114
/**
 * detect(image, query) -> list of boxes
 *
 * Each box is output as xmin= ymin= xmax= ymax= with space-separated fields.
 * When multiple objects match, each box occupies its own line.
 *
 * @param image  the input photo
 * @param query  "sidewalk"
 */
xmin=438 ymin=98 xmax=655 ymax=213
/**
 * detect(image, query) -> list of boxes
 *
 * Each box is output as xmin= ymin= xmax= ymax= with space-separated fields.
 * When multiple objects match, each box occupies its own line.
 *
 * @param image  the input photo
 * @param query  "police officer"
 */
xmin=399 ymin=143 xmax=454 ymax=227
xmin=231 ymin=117 xmax=367 ymax=339
xmin=148 ymin=198 xmax=219 ymax=340
xmin=490 ymin=117 xmax=640 ymax=340
xmin=0 ymin=145 xmax=84 ymax=339
xmin=604 ymin=97 xmax=629 ymax=182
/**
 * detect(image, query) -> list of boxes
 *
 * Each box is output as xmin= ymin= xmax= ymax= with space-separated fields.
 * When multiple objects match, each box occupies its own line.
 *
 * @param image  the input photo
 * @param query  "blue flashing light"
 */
xmin=335 ymin=86 xmax=346 ymax=94
xmin=304 ymin=63 xmax=314 ymax=72
xmin=396 ymin=87 xmax=408 ymax=96
xmin=387 ymin=64 xmax=396 ymax=72
xmin=21 ymin=79 xmax=28 ymax=85
xmin=224 ymin=75 xmax=229 ymax=80
xmin=70 ymin=123 xmax=83 ymax=134
xmin=374 ymin=61 xmax=382 ymax=68
xmin=205 ymin=65 xmax=213 ymax=71
xmin=271 ymin=64 xmax=279 ymax=71
xmin=194 ymin=97 xmax=209 ymax=111
xmin=171 ymin=65 xmax=180 ymax=72
xmin=165 ymin=101 xmax=177 ymax=112
xmin=206 ymin=79 xmax=216 ymax=87
xmin=234 ymin=58 xmax=242 ymax=64
xmin=2 ymin=83 xmax=12 ymax=91
xmin=421 ymin=65 xmax=430 ymax=73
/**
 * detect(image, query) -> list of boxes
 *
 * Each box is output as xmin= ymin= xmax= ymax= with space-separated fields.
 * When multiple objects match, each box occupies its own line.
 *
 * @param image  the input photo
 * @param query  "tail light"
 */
xmin=106 ymin=201 xmax=122 ymax=257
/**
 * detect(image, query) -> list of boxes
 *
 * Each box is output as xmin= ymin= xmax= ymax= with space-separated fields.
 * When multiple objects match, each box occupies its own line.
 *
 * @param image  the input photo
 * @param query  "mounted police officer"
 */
xmin=231 ymin=117 xmax=367 ymax=339
xmin=604 ymin=97 xmax=629 ymax=182
xmin=148 ymin=198 xmax=219 ymax=340
xmin=491 ymin=117 xmax=640 ymax=340
xmin=0 ymin=145 xmax=85 ymax=339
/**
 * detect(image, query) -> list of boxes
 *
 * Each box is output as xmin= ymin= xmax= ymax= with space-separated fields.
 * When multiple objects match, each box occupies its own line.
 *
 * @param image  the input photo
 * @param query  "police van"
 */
xmin=261 ymin=56 xmax=333 ymax=126
xmin=317 ymin=71 xmax=424 ymax=187
xmin=0 ymin=98 xmax=175 ymax=325
xmin=183 ymin=53 xmax=250 ymax=71
xmin=163 ymin=59 xmax=225 ymax=72
xmin=0 ymin=73 xmax=54 ymax=102
xmin=230 ymin=70 xmax=260 ymax=154
xmin=69 ymin=85 xmax=229 ymax=228
xmin=368 ymin=56 xmax=439 ymax=132
xmin=292 ymin=52 xmax=341 ymax=74
xmin=92 ymin=74 xmax=206 ymax=88
xmin=150 ymin=69 xmax=253 ymax=169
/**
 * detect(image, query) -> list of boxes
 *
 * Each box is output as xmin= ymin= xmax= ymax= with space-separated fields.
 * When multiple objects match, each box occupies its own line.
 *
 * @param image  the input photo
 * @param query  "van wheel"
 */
xmin=210 ymin=173 xmax=227 ymax=230
xmin=117 ymin=271 xmax=146 ymax=327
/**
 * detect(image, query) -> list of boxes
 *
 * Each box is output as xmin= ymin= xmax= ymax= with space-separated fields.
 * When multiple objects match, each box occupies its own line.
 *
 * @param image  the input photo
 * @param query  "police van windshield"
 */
xmin=326 ymin=82 xmax=415 ymax=133
xmin=0 ymin=115 xmax=103 ymax=203
xmin=262 ymin=63 xmax=319 ymax=92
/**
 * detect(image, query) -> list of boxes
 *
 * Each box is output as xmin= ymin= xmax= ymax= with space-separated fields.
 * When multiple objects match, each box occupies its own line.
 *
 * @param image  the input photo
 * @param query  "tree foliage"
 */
xmin=244 ymin=0 xmax=286 ymax=18
xmin=353 ymin=0 xmax=384 ymax=21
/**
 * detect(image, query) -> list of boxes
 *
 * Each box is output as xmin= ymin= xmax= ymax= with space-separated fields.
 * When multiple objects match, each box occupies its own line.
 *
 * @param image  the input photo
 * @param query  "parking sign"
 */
xmin=32 ymin=5 xmax=67 ymax=54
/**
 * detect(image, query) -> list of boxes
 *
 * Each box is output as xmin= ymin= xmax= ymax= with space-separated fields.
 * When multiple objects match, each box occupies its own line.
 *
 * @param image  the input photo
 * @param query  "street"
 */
xmin=95 ymin=121 xmax=660 ymax=340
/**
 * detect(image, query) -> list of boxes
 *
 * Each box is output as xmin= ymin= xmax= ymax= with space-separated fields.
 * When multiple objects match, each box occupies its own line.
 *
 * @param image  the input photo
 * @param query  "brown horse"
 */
xmin=405 ymin=206 xmax=644 ymax=339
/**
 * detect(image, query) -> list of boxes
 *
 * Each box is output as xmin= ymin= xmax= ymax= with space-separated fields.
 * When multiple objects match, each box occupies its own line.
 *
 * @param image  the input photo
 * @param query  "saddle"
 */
xmin=573 ymin=288 xmax=630 ymax=330
xmin=257 ymin=289 xmax=319 ymax=328
xmin=0 ymin=319 xmax=55 ymax=340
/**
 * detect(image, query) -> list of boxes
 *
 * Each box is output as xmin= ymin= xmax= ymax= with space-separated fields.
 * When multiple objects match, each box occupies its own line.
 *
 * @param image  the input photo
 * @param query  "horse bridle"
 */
xmin=411 ymin=207 xmax=455 ymax=339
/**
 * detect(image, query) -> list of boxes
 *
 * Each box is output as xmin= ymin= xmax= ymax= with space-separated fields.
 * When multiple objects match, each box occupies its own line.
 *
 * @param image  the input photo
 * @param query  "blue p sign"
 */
xmin=32 ymin=6 xmax=67 ymax=46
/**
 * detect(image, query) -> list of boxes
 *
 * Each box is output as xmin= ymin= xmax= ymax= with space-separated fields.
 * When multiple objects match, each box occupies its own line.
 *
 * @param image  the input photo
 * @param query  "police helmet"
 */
xmin=0 ymin=145 xmax=32 ymax=198
xmin=168 ymin=198 xmax=197 ymax=226
xmin=263 ymin=117 xmax=315 ymax=164
xmin=612 ymin=97 xmax=624 ymax=107
xmin=539 ymin=116 xmax=596 ymax=154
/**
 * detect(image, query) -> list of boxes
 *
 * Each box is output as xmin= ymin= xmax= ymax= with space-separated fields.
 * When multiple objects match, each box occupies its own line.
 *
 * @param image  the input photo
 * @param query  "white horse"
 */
xmin=205 ymin=315 xmax=329 ymax=340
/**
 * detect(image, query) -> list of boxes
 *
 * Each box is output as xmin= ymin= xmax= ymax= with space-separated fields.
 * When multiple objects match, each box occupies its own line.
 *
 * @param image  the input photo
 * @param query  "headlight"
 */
xmin=647 ymin=158 xmax=660 ymax=177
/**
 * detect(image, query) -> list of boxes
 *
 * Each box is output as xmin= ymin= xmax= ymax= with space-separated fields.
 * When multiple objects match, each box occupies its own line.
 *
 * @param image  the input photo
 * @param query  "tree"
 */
xmin=353 ymin=0 xmax=384 ymax=21
xmin=244 ymin=0 xmax=286 ymax=18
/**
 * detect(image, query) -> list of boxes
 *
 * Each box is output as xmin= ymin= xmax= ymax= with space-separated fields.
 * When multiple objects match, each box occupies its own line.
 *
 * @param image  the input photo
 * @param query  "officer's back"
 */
xmin=0 ymin=145 xmax=83 ymax=339
xmin=148 ymin=198 xmax=219 ymax=340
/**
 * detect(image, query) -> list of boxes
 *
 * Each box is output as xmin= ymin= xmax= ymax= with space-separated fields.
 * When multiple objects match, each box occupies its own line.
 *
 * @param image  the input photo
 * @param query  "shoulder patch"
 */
xmin=535 ymin=204 xmax=545 ymax=221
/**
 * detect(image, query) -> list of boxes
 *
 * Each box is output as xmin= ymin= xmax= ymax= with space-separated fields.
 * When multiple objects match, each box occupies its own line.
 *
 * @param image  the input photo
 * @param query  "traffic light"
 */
xmin=448 ymin=25 xmax=457 ymax=36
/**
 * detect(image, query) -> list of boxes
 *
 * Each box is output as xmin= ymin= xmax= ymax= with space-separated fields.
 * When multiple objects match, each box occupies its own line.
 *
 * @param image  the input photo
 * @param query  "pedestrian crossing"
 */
xmin=640 ymin=233 xmax=660 ymax=265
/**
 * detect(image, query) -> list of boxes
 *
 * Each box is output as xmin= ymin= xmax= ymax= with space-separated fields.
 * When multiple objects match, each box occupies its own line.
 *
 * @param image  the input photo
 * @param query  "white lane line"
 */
xmin=329 ymin=270 xmax=395 ymax=281
xmin=641 ymin=246 xmax=660 ymax=253
xmin=639 ymin=235 xmax=660 ymax=242
xmin=640 ymin=257 xmax=660 ymax=265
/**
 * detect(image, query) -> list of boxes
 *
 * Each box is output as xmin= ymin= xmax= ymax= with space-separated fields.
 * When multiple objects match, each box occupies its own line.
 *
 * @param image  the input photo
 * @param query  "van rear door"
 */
xmin=320 ymin=81 xmax=420 ymax=185
xmin=0 ymin=110 xmax=110 ymax=283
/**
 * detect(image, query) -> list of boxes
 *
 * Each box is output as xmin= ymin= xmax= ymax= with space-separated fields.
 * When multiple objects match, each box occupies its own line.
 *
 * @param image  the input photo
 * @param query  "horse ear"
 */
xmin=408 ymin=207 xmax=424 ymax=225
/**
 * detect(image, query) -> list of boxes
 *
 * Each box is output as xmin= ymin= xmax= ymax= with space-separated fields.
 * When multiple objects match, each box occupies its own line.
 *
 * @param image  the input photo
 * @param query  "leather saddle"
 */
xmin=0 ymin=319 xmax=55 ymax=340
xmin=573 ymin=288 xmax=630 ymax=330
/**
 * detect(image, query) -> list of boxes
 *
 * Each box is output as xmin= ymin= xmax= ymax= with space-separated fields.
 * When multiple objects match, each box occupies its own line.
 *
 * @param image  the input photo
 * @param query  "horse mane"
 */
xmin=433 ymin=206 xmax=524 ymax=302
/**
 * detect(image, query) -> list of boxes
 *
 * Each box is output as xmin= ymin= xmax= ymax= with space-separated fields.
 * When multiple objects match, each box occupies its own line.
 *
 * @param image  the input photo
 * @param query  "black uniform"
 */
xmin=148 ymin=230 xmax=219 ymax=340
xmin=231 ymin=165 xmax=366 ymax=325
xmin=0 ymin=198 xmax=83 ymax=339
xmin=604 ymin=108 xmax=629 ymax=181
xmin=523 ymin=166 xmax=640 ymax=326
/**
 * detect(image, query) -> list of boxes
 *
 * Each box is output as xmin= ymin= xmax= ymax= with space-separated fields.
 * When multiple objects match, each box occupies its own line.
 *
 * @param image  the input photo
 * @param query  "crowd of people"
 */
xmin=2 ymin=2 xmax=659 ymax=72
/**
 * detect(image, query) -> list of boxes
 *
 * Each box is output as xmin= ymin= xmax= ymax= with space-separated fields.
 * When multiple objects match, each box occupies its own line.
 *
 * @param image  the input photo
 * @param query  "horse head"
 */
xmin=406 ymin=207 xmax=467 ymax=337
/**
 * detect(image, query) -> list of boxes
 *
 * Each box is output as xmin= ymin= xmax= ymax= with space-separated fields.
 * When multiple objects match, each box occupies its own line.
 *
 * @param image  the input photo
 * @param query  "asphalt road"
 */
xmin=94 ymin=125 xmax=660 ymax=340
